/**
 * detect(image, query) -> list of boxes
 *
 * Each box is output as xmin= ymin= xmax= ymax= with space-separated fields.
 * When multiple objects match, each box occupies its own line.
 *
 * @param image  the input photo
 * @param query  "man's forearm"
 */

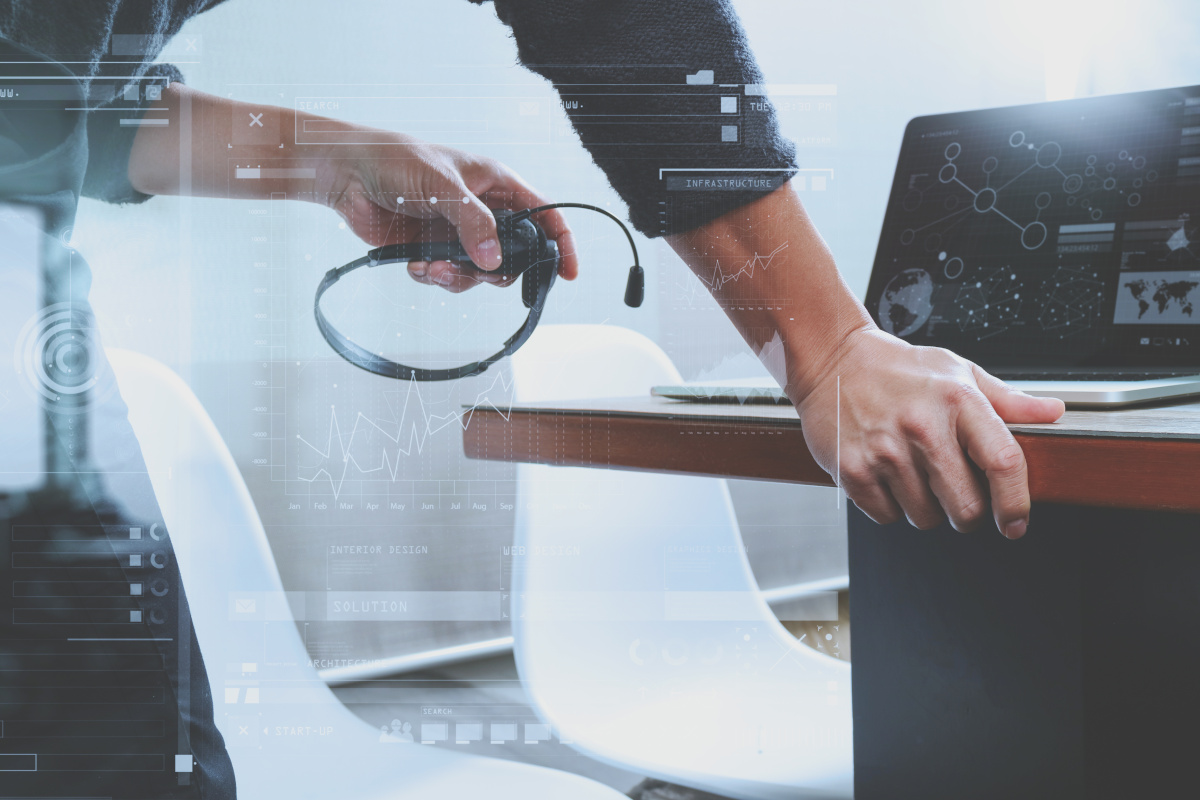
xmin=665 ymin=185 xmax=874 ymax=398
xmin=127 ymin=83 xmax=336 ymax=201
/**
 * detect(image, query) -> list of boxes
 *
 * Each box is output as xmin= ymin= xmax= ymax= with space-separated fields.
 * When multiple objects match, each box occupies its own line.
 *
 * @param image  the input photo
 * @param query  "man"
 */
xmin=0 ymin=2 xmax=1061 ymax=797
xmin=118 ymin=0 xmax=1065 ymax=538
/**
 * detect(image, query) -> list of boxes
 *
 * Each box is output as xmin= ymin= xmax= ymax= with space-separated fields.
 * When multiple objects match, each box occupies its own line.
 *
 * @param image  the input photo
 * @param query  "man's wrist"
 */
xmin=309 ymin=142 xmax=354 ymax=206
xmin=779 ymin=290 xmax=876 ymax=403
xmin=667 ymin=184 xmax=877 ymax=403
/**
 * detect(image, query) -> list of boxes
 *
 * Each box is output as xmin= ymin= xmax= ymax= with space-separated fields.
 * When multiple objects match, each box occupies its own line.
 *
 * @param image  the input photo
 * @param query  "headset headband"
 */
xmin=315 ymin=238 xmax=559 ymax=382
xmin=314 ymin=204 xmax=641 ymax=382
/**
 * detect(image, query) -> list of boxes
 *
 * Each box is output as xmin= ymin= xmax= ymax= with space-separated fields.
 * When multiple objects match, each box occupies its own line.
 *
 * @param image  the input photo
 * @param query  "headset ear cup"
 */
xmin=520 ymin=240 xmax=559 ymax=310
xmin=521 ymin=268 xmax=537 ymax=309
xmin=491 ymin=209 xmax=543 ymax=277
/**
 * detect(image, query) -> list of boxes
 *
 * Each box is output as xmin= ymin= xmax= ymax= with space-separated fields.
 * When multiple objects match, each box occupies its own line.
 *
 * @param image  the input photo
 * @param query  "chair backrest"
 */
xmin=105 ymin=350 xmax=287 ymax=624
xmin=510 ymin=326 xmax=747 ymax=594
xmin=511 ymin=324 xmax=683 ymax=403
xmin=109 ymin=347 xmax=634 ymax=800
xmin=507 ymin=328 xmax=853 ymax=797
xmin=107 ymin=350 xmax=364 ymax=785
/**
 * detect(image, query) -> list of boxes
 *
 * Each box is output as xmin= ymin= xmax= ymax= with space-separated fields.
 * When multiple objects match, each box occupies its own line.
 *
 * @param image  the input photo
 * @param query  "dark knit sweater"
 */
xmin=0 ymin=0 xmax=795 ymax=235
xmin=0 ymin=0 xmax=229 ymax=203
xmin=476 ymin=0 xmax=798 ymax=235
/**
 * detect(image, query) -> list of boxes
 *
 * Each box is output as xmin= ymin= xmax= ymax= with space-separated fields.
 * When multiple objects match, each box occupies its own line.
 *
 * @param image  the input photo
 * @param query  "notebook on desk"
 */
xmin=667 ymin=85 xmax=1200 ymax=409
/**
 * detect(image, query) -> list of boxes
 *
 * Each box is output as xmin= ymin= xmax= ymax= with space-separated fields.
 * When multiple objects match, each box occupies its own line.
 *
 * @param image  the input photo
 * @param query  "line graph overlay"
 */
xmin=672 ymin=242 xmax=790 ymax=309
xmin=695 ymin=241 xmax=790 ymax=292
xmin=296 ymin=370 xmax=515 ymax=499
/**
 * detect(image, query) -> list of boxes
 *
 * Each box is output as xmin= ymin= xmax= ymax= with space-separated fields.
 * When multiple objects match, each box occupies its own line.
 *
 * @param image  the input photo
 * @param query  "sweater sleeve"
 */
xmin=473 ymin=0 xmax=797 ymax=237
xmin=81 ymin=62 xmax=183 ymax=205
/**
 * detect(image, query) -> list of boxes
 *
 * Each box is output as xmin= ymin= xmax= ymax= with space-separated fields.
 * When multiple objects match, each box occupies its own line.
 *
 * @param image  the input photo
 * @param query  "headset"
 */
xmin=315 ymin=203 xmax=643 ymax=381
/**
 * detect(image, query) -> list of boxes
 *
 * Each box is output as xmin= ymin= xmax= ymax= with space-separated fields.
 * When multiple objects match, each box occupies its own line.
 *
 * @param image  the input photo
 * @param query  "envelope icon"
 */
xmin=235 ymin=598 xmax=256 ymax=614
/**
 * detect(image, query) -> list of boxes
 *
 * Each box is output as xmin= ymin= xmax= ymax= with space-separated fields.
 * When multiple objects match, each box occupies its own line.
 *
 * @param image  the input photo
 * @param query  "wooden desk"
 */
xmin=464 ymin=396 xmax=1200 ymax=799
xmin=463 ymin=395 xmax=1200 ymax=512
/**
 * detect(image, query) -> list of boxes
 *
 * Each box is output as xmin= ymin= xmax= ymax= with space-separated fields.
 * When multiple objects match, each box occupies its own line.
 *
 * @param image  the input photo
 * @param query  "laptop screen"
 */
xmin=866 ymin=85 xmax=1200 ymax=370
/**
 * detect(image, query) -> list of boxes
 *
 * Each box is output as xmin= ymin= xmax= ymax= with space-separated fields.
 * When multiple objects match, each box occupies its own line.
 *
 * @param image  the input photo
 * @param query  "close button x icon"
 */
xmin=249 ymin=112 xmax=264 ymax=127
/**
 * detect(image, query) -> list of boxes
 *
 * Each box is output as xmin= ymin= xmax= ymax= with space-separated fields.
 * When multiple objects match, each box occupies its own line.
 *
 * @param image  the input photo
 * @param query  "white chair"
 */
xmin=510 ymin=325 xmax=853 ymax=800
xmin=108 ymin=348 xmax=628 ymax=800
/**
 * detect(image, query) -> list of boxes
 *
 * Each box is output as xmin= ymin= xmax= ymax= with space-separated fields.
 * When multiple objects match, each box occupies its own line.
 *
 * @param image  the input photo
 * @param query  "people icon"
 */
xmin=379 ymin=719 xmax=413 ymax=744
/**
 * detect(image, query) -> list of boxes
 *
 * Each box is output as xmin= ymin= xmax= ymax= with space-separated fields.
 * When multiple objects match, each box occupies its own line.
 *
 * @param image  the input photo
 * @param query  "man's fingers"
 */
xmin=411 ymin=258 xmax=516 ymax=293
xmin=425 ymin=260 xmax=499 ymax=293
xmin=385 ymin=216 xmax=454 ymax=248
xmin=971 ymin=364 xmax=1066 ymax=423
xmin=881 ymin=463 xmax=945 ymax=530
xmin=479 ymin=188 xmax=580 ymax=280
xmin=448 ymin=190 xmax=503 ymax=271
xmin=532 ymin=207 xmax=580 ymax=280
xmin=955 ymin=391 xmax=1032 ymax=539
xmin=425 ymin=260 xmax=461 ymax=289
xmin=961 ymin=364 xmax=1059 ymax=538
xmin=844 ymin=480 xmax=905 ymax=526
xmin=407 ymin=261 xmax=434 ymax=284
xmin=451 ymin=183 xmax=580 ymax=279
xmin=915 ymin=438 xmax=989 ymax=533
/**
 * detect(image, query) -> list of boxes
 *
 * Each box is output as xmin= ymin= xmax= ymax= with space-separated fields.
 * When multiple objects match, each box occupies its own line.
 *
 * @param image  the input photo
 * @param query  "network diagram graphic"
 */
xmin=900 ymin=132 xmax=1155 ymax=255
xmin=915 ymin=256 xmax=1104 ymax=341
xmin=1037 ymin=265 xmax=1106 ymax=337
xmin=950 ymin=264 xmax=1024 ymax=339
xmin=1070 ymin=148 xmax=1156 ymax=215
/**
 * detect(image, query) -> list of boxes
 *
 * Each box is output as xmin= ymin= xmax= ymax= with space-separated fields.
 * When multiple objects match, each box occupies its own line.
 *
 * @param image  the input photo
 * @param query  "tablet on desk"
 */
xmin=651 ymin=379 xmax=791 ymax=405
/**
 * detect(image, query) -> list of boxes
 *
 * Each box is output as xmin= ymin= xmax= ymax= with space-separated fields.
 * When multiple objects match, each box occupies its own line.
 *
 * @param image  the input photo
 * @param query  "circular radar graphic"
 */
xmin=953 ymin=267 xmax=1024 ymax=340
xmin=14 ymin=302 xmax=115 ymax=413
xmin=878 ymin=268 xmax=934 ymax=337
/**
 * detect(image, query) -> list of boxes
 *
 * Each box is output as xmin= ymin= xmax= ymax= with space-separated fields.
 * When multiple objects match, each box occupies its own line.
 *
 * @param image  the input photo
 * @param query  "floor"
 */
xmin=332 ymin=653 xmax=764 ymax=799
xmin=331 ymin=604 xmax=852 ymax=799
xmin=334 ymin=652 xmax=649 ymax=794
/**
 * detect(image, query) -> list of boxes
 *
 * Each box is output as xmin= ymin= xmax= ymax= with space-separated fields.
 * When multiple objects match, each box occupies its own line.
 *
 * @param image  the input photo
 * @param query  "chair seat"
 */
xmin=108 ymin=347 xmax=627 ymax=800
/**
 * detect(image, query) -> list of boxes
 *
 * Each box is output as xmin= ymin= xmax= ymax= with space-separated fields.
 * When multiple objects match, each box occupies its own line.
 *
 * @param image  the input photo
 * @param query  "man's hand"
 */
xmin=667 ymin=185 xmax=1065 ymax=538
xmin=315 ymin=139 xmax=578 ymax=293
xmin=794 ymin=327 xmax=1064 ymax=537
xmin=128 ymin=84 xmax=576 ymax=292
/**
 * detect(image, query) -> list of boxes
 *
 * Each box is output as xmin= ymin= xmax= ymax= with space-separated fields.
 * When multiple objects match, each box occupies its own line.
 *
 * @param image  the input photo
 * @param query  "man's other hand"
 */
xmin=795 ymin=327 xmax=1065 ymax=538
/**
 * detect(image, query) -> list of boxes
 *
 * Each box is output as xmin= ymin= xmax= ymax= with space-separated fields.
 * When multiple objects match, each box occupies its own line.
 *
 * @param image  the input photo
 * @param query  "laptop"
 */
xmin=656 ymin=84 xmax=1200 ymax=408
